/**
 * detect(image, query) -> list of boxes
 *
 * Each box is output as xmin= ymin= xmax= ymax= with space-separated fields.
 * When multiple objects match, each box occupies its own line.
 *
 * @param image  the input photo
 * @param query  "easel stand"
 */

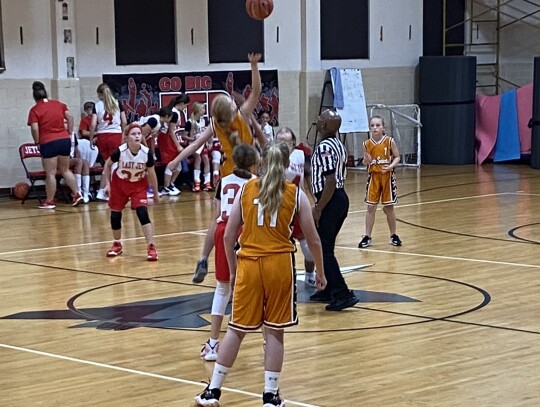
xmin=316 ymin=68 xmax=370 ymax=166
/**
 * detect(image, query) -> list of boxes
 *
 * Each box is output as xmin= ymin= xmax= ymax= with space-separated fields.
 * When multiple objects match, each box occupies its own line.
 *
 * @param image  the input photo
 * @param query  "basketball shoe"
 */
xmin=192 ymin=258 xmax=208 ymax=283
xmin=263 ymin=390 xmax=285 ymax=407
xmin=106 ymin=241 xmax=123 ymax=257
xmin=194 ymin=386 xmax=221 ymax=407
xmin=203 ymin=182 xmax=214 ymax=192
xmin=168 ymin=184 xmax=181 ymax=196
xmin=38 ymin=200 xmax=56 ymax=209
xmin=147 ymin=244 xmax=158 ymax=261
xmin=358 ymin=235 xmax=372 ymax=248
xmin=390 ymin=234 xmax=402 ymax=246
xmin=72 ymin=192 xmax=83 ymax=207
xmin=200 ymin=340 xmax=219 ymax=361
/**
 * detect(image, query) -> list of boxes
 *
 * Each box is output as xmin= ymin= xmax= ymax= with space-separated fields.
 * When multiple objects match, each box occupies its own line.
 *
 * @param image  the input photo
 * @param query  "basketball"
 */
xmin=245 ymin=0 xmax=273 ymax=20
xmin=13 ymin=182 xmax=30 ymax=200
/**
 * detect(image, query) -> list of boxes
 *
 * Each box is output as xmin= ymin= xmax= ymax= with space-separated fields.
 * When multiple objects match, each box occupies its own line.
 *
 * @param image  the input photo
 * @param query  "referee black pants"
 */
xmin=316 ymin=188 xmax=351 ymax=299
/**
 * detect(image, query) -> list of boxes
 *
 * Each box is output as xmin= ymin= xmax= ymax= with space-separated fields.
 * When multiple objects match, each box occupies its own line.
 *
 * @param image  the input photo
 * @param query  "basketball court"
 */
xmin=1 ymin=164 xmax=540 ymax=406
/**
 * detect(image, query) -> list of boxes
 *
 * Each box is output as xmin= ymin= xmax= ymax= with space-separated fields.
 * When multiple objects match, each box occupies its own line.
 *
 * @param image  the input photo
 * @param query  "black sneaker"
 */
xmin=358 ymin=235 xmax=372 ymax=248
xmin=309 ymin=290 xmax=332 ymax=303
xmin=390 ymin=234 xmax=402 ymax=246
xmin=192 ymin=258 xmax=209 ymax=283
xmin=195 ymin=386 xmax=221 ymax=406
xmin=263 ymin=390 xmax=285 ymax=407
xmin=325 ymin=292 xmax=359 ymax=311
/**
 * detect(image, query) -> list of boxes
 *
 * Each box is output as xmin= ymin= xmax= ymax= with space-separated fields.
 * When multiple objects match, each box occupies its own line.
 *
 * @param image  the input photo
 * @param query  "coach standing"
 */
xmin=310 ymin=109 xmax=358 ymax=311
xmin=27 ymin=81 xmax=82 ymax=209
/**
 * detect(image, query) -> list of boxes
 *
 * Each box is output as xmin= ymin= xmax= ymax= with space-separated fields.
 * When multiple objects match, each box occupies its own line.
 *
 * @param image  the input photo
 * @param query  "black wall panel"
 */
xmin=419 ymin=56 xmax=476 ymax=104
xmin=421 ymin=103 xmax=476 ymax=165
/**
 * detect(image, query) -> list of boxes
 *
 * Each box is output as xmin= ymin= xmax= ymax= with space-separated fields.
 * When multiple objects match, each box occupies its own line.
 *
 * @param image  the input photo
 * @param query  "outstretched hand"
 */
xmin=248 ymin=52 xmax=262 ymax=64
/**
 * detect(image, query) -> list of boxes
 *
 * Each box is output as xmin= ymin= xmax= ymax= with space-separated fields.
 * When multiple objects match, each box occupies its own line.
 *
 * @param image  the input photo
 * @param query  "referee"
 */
xmin=310 ymin=109 xmax=359 ymax=311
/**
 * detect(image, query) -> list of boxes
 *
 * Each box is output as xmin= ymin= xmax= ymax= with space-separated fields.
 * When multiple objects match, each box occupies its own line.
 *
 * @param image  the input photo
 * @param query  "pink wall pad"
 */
xmin=475 ymin=92 xmax=501 ymax=164
xmin=516 ymin=83 xmax=533 ymax=154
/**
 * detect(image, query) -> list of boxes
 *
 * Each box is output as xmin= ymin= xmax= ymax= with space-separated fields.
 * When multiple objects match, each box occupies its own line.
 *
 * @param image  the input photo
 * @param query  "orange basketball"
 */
xmin=245 ymin=0 xmax=273 ymax=20
xmin=13 ymin=182 xmax=30 ymax=200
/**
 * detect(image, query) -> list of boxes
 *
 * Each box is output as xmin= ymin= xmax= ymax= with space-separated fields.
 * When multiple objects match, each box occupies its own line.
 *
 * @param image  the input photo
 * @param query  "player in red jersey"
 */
xmin=27 ymin=81 xmax=82 ymax=209
xmin=102 ymin=123 xmax=160 ymax=261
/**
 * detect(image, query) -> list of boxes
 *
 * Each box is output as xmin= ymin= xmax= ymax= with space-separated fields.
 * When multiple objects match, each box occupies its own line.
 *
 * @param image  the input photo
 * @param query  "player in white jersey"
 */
xmin=138 ymin=107 xmax=173 ymax=197
xmin=159 ymin=94 xmax=190 ymax=196
xmin=138 ymin=107 xmax=173 ymax=159
xmin=184 ymin=102 xmax=213 ymax=192
xmin=68 ymin=131 xmax=91 ymax=203
xmin=90 ymin=84 xmax=126 ymax=159
xmin=276 ymin=127 xmax=317 ymax=286
xmin=90 ymin=83 xmax=127 ymax=201
xmin=102 ymin=123 xmax=160 ymax=261
xmin=199 ymin=144 xmax=258 ymax=362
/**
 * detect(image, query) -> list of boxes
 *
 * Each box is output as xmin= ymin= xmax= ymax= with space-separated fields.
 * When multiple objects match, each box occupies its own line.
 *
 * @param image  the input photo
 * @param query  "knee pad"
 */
xmin=299 ymin=239 xmax=313 ymax=262
xmin=211 ymin=281 xmax=231 ymax=315
xmin=110 ymin=211 xmax=122 ymax=230
xmin=164 ymin=166 xmax=173 ymax=176
xmin=136 ymin=206 xmax=151 ymax=225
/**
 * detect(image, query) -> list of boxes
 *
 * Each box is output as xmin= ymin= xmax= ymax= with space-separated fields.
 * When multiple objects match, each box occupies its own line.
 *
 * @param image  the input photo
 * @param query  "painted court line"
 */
xmin=337 ymin=246 xmax=540 ymax=269
xmin=349 ymin=192 xmax=513 ymax=214
xmin=0 ymin=342 xmax=320 ymax=407
xmin=0 ymin=229 xmax=210 ymax=256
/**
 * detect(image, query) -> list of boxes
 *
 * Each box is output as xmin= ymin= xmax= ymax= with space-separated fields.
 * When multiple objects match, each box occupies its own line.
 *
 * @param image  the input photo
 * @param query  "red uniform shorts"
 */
xmin=96 ymin=133 xmax=122 ymax=161
xmin=108 ymin=176 xmax=149 ymax=211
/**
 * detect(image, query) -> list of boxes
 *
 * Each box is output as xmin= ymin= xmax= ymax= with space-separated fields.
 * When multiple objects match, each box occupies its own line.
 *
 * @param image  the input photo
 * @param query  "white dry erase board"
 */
xmin=329 ymin=68 xmax=370 ymax=133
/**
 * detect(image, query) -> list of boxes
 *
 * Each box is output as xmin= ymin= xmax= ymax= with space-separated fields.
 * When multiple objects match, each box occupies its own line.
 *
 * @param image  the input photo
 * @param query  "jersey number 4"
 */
xmin=103 ymin=112 xmax=114 ymax=125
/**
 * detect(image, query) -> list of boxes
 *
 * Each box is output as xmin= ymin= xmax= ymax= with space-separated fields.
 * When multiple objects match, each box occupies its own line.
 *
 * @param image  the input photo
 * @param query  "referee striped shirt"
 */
xmin=310 ymin=136 xmax=347 ymax=195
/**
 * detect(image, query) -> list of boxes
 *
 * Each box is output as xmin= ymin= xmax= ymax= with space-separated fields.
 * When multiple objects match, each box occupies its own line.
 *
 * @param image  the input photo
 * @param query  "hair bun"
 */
xmin=32 ymin=81 xmax=45 ymax=91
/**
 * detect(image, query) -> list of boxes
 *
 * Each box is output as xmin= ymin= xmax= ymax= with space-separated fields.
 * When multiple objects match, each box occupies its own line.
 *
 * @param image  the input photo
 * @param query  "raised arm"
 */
xmin=239 ymin=53 xmax=262 ymax=118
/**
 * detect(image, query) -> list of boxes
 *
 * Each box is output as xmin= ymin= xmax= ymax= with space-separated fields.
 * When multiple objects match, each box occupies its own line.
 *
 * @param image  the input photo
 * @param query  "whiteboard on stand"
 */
xmin=329 ymin=68 xmax=370 ymax=133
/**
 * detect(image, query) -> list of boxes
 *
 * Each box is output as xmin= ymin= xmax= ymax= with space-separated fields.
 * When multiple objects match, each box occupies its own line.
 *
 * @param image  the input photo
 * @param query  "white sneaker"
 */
xmin=96 ymin=189 xmax=109 ymax=201
xmin=160 ymin=186 xmax=170 ymax=196
xmin=168 ymin=184 xmax=181 ymax=196
xmin=82 ymin=192 xmax=90 ymax=204
xmin=200 ymin=340 xmax=219 ymax=361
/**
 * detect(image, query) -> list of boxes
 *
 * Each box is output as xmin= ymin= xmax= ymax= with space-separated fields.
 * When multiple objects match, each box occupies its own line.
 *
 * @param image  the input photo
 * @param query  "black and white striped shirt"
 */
xmin=310 ymin=136 xmax=347 ymax=195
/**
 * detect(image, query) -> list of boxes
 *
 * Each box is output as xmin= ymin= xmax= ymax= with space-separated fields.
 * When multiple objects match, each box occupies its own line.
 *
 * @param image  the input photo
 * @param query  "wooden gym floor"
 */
xmin=0 ymin=164 xmax=539 ymax=407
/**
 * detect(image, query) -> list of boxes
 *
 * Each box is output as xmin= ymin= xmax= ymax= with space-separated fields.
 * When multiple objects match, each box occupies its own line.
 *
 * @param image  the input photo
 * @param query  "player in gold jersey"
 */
xmin=358 ymin=115 xmax=402 ymax=248
xmin=195 ymin=141 xmax=326 ymax=407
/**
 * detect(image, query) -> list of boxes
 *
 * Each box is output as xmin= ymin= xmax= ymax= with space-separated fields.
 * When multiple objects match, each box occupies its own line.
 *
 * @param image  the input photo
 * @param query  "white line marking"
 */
xmin=0 ymin=342 xmax=320 ymax=407
xmin=337 ymin=246 xmax=540 ymax=269
xmin=0 ymin=229 xmax=210 ymax=256
xmin=349 ymin=192 xmax=513 ymax=214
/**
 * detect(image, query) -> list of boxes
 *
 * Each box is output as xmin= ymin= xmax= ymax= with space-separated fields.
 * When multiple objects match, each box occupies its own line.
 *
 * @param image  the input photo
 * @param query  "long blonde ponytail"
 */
xmin=258 ymin=141 xmax=290 ymax=217
xmin=97 ymin=83 xmax=119 ymax=115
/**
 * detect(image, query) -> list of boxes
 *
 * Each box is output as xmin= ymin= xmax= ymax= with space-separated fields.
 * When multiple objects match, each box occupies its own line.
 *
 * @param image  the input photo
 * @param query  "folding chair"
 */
xmin=18 ymin=143 xmax=69 ymax=204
